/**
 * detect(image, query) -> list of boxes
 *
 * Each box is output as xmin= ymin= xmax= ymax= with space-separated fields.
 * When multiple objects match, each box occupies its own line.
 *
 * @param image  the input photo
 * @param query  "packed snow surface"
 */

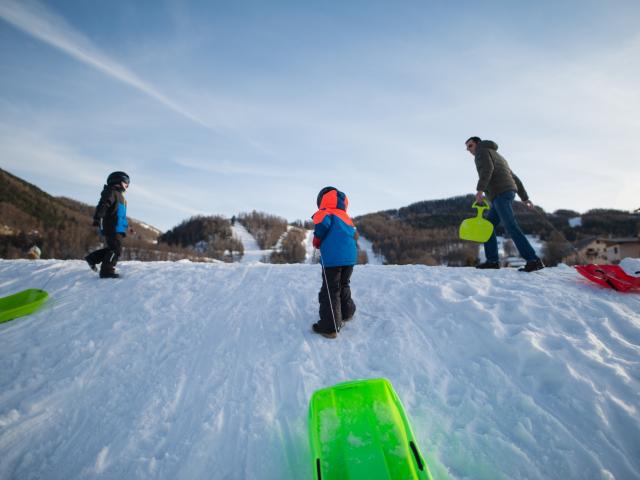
xmin=1 ymin=259 xmax=639 ymax=480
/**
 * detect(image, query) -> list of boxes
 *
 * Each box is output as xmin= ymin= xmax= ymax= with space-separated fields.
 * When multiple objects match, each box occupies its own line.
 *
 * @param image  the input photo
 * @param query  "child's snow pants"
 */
xmin=318 ymin=265 xmax=356 ymax=332
xmin=86 ymin=233 xmax=123 ymax=274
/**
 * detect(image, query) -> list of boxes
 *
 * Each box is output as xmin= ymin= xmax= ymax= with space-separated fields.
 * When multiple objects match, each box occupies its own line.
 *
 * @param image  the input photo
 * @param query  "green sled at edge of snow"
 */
xmin=0 ymin=288 xmax=49 ymax=324
xmin=308 ymin=378 xmax=433 ymax=480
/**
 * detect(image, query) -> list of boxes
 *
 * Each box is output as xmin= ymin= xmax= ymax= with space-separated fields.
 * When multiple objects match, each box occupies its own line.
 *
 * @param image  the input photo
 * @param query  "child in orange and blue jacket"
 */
xmin=311 ymin=186 xmax=357 ymax=339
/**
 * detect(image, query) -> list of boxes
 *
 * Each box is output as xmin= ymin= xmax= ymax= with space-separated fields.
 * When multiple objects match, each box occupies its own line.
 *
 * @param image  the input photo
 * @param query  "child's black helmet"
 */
xmin=107 ymin=171 xmax=130 ymax=185
xmin=317 ymin=186 xmax=337 ymax=207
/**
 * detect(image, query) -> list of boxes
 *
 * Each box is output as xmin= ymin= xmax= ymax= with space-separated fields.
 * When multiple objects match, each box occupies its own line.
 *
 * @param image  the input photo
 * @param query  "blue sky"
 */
xmin=1 ymin=0 xmax=639 ymax=231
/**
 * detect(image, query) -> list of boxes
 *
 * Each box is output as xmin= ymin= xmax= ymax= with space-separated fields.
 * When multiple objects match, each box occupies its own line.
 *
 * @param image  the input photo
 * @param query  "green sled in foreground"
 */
xmin=0 ymin=288 xmax=49 ymax=324
xmin=459 ymin=201 xmax=494 ymax=243
xmin=309 ymin=378 xmax=433 ymax=480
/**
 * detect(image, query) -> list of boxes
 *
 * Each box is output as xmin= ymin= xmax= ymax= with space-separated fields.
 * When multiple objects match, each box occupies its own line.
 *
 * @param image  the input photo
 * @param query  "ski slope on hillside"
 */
xmin=357 ymin=235 xmax=385 ymax=265
xmin=231 ymin=223 xmax=272 ymax=263
xmin=1 ymin=260 xmax=639 ymax=480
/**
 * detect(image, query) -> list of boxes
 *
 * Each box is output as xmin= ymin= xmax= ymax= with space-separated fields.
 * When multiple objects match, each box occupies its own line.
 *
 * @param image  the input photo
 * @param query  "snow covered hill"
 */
xmin=1 ymin=260 xmax=639 ymax=480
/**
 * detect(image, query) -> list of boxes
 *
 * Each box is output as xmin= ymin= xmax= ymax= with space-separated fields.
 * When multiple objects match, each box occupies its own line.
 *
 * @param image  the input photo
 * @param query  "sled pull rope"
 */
xmin=320 ymin=254 xmax=340 ymax=334
xmin=40 ymin=263 xmax=62 ymax=291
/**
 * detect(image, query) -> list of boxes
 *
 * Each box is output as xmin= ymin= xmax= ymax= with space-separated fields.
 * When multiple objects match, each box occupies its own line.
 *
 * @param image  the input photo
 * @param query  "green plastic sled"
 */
xmin=309 ymin=378 xmax=433 ymax=480
xmin=0 ymin=289 xmax=49 ymax=324
xmin=459 ymin=201 xmax=494 ymax=243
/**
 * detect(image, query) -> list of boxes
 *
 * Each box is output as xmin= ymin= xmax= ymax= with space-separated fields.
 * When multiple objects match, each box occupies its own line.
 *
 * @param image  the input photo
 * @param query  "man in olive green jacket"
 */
xmin=465 ymin=137 xmax=544 ymax=272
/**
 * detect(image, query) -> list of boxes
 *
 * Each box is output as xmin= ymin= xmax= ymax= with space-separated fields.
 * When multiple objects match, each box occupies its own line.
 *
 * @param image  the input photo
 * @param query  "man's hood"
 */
xmin=478 ymin=140 xmax=498 ymax=151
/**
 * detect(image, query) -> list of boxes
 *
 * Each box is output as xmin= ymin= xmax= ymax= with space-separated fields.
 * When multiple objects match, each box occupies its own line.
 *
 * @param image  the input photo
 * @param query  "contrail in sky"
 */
xmin=0 ymin=0 xmax=210 ymax=128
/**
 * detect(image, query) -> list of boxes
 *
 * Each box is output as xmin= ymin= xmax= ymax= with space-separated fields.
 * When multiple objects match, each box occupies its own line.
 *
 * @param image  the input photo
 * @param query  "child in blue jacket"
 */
xmin=311 ymin=186 xmax=357 ymax=338
xmin=85 ymin=171 xmax=129 ymax=278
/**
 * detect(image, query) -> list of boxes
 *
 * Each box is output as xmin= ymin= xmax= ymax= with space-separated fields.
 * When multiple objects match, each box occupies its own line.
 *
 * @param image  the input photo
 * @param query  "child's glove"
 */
xmin=312 ymin=236 xmax=321 ymax=249
xmin=92 ymin=219 xmax=100 ymax=227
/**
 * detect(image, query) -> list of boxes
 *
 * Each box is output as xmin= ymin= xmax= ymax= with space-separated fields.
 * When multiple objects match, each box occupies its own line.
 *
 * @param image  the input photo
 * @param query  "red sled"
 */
xmin=575 ymin=265 xmax=640 ymax=292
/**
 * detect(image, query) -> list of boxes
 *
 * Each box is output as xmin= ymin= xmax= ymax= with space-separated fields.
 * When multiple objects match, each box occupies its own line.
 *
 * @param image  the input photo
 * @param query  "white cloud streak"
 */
xmin=0 ymin=0 xmax=209 ymax=129
xmin=0 ymin=123 xmax=205 ymax=227
xmin=173 ymin=157 xmax=304 ymax=179
xmin=0 ymin=123 xmax=108 ymax=186
xmin=129 ymin=184 xmax=203 ymax=219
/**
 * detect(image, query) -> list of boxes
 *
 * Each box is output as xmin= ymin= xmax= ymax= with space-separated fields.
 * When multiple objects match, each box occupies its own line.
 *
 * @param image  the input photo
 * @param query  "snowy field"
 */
xmin=1 ymin=259 xmax=639 ymax=480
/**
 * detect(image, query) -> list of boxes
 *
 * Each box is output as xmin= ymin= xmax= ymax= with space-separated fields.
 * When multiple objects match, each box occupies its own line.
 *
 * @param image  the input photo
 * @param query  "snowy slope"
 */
xmin=231 ymin=223 xmax=272 ymax=263
xmin=303 ymin=229 xmax=319 ymax=264
xmin=357 ymin=235 xmax=385 ymax=265
xmin=1 ymin=260 xmax=639 ymax=480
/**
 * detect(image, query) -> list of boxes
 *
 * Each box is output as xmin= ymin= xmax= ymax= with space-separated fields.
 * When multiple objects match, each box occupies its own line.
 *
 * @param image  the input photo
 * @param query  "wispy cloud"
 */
xmin=130 ymin=184 xmax=203 ymax=219
xmin=0 ymin=0 xmax=209 ymax=128
xmin=0 ymin=122 xmax=207 ymax=226
xmin=174 ymin=157 xmax=303 ymax=179
xmin=0 ymin=123 xmax=108 ymax=186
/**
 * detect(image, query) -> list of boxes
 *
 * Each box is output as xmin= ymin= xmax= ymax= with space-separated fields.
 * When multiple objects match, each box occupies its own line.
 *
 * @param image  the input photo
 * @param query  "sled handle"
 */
xmin=471 ymin=200 xmax=490 ymax=216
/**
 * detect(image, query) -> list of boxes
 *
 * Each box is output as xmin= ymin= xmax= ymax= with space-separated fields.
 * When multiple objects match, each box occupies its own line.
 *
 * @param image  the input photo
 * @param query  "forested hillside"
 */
xmin=0 ymin=168 xmax=174 ymax=260
xmin=237 ymin=211 xmax=289 ymax=249
xmin=159 ymin=215 xmax=243 ymax=262
xmin=269 ymin=227 xmax=307 ymax=264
